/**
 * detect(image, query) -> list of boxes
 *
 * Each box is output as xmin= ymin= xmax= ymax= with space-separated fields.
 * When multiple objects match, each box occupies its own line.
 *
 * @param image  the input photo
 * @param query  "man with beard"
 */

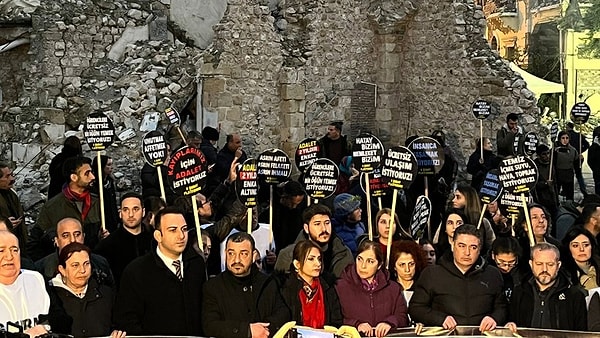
xmin=275 ymin=204 xmax=353 ymax=280
xmin=95 ymin=192 xmax=153 ymax=287
xmin=506 ymin=243 xmax=587 ymax=331
xmin=29 ymin=156 xmax=104 ymax=261
xmin=0 ymin=163 xmax=26 ymax=256
xmin=114 ymin=207 xmax=206 ymax=335
xmin=202 ymin=232 xmax=289 ymax=338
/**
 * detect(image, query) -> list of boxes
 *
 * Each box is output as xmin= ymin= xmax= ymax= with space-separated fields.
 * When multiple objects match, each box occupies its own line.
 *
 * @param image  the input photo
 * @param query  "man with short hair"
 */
xmin=200 ymin=126 xmax=220 ymax=166
xmin=319 ymin=121 xmax=352 ymax=166
xmin=29 ymin=156 xmax=103 ymax=261
xmin=275 ymin=204 xmax=353 ymax=279
xmin=581 ymin=203 xmax=600 ymax=238
xmin=95 ymin=192 xmax=153 ymax=287
xmin=0 ymin=163 xmax=26 ymax=256
xmin=34 ymin=217 xmax=114 ymax=286
xmin=0 ymin=231 xmax=51 ymax=336
xmin=496 ymin=113 xmax=525 ymax=157
xmin=566 ymin=121 xmax=589 ymax=195
xmin=410 ymin=224 xmax=507 ymax=331
xmin=555 ymin=194 xmax=600 ymax=240
xmin=506 ymin=243 xmax=587 ymax=331
xmin=202 ymin=232 xmax=289 ymax=338
xmin=114 ymin=207 xmax=205 ymax=335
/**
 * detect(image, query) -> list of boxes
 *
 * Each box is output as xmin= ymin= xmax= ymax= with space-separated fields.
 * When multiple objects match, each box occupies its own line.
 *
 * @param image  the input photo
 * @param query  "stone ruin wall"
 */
xmin=0 ymin=0 xmax=541 ymax=219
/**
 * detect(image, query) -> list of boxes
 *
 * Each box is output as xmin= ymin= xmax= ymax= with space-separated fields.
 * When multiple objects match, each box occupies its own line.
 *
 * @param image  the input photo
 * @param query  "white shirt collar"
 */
xmin=156 ymin=246 xmax=183 ymax=278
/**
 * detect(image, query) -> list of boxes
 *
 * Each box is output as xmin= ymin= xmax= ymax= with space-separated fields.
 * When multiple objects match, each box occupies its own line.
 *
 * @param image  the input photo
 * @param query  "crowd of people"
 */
xmin=0 ymin=117 xmax=600 ymax=338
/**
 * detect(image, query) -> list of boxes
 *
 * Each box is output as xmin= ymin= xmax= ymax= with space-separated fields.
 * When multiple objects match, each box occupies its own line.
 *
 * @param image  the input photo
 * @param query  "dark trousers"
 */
xmin=574 ymin=159 xmax=587 ymax=194
xmin=556 ymin=168 xmax=575 ymax=200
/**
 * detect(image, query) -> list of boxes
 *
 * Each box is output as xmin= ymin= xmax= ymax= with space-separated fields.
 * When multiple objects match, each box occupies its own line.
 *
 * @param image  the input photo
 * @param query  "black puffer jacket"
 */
xmin=409 ymin=252 xmax=507 ymax=326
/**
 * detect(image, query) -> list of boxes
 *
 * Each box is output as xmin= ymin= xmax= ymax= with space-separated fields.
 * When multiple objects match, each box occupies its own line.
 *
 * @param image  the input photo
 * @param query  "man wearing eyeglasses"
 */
xmin=506 ymin=243 xmax=587 ymax=332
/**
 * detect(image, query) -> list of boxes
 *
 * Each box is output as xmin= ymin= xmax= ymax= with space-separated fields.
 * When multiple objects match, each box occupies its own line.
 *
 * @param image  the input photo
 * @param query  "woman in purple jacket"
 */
xmin=335 ymin=240 xmax=409 ymax=337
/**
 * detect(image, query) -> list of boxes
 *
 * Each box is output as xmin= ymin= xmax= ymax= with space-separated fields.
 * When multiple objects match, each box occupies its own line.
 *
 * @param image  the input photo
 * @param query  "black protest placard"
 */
xmin=142 ymin=131 xmax=168 ymax=167
xmin=165 ymin=106 xmax=181 ymax=125
xmin=479 ymin=169 xmax=503 ymax=204
xmin=303 ymin=158 xmax=339 ymax=199
xmin=550 ymin=121 xmax=559 ymax=141
xmin=257 ymin=148 xmax=292 ymax=185
xmin=410 ymin=195 xmax=431 ymax=239
xmin=472 ymin=99 xmax=491 ymax=120
xmin=236 ymin=159 xmax=259 ymax=208
xmin=360 ymin=169 xmax=389 ymax=197
xmin=523 ymin=132 xmax=539 ymax=156
xmin=408 ymin=136 xmax=445 ymax=176
xmin=352 ymin=133 xmax=384 ymax=173
xmin=380 ymin=146 xmax=418 ymax=190
xmin=498 ymin=155 xmax=538 ymax=194
xmin=295 ymin=138 xmax=322 ymax=172
xmin=570 ymin=102 xmax=591 ymax=124
xmin=167 ymin=146 xmax=208 ymax=196
xmin=499 ymin=190 xmax=524 ymax=215
xmin=83 ymin=112 xmax=115 ymax=151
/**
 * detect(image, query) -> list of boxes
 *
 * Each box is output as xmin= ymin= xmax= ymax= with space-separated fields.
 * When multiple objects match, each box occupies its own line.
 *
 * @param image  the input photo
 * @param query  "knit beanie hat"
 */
xmin=334 ymin=193 xmax=361 ymax=219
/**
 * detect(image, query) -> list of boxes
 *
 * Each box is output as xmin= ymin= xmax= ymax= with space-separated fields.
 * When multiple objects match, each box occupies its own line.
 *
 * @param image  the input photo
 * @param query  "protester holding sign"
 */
xmin=91 ymin=155 xmax=119 ymax=232
xmin=532 ymin=144 xmax=559 ymax=219
xmin=467 ymin=137 xmax=500 ymax=190
xmin=555 ymin=131 xmax=579 ymax=201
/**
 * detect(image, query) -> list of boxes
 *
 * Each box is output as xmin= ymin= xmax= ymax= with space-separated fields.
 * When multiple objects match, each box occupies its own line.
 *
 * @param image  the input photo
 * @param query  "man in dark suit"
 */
xmin=114 ymin=207 xmax=206 ymax=335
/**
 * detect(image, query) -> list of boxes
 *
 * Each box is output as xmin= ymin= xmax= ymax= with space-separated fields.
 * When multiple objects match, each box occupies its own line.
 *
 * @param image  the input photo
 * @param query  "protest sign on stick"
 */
xmin=499 ymin=156 xmax=538 ymax=246
xmin=236 ymin=159 xmax=259 ymax=234
xmin=83 ymin=112 xmax=115 ymax=232
xmin=476 ymin=169 xmax=503 ymax=230
xmin=167 ymin=146 xmax=208 ymax=250
xmin=257 ymin=149 xmax=292 ymax=243
xmin=360 ymin=168 xmax=389 ymax=210
xmin=352 ymin=133 xmax=384 ymax=240
xmin=142 ymin=130 xmax=169 ymax=202
xmin=303 ymin=158 xmax=339 ymax=203
xmin=548 ymin=121 xmax=559 ymax=181
xmin=380 ymin=146 xmax=418 ymax=264
xmin=472 ymin=99 xmax=491 ymax=162
xmin=295 ymin=138 xmax=322 ymax=173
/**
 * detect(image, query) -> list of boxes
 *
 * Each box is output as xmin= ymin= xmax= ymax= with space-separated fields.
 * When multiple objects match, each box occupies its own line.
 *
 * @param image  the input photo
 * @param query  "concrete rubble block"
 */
xmin=126 ymin=87 xmax=140 ymax=99
xmin=168 ymin=83 xmax=182 ymax=93
xmin=130 ymin=80 xmax=148 ymax=94
xmin=281 ymin=84 xmax=305 ymax=100
xmin=55 ymin=97 xmax=68 ymax=109
xmin=279 ymin=68 xmax=299 ymax=84
xmin=178 ymin=72 xmax=194 ymax=88
xmin=0 ymin=123 xmax=15 ymax=142
xmin=140 ymin=111 xmax=160 ymax=132
xmin=12 ymin=143 xmax=43 ymax=164
xmin=200 ymin=63 xmax=232 ymax=76
xmin=119 ymin=97 xmax=134 ymax=112
xmin=37 ymin=108 xmax=66 ymax=124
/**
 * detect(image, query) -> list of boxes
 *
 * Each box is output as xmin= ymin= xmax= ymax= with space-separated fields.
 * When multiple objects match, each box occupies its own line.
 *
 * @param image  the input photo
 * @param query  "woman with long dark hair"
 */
xmin=561 ymin=227 xmax=600 ymax=290
xmin=451 ymin=184 xmax=496 ymax=256
xmin=280 ymin=240 xmax=342 ymax=328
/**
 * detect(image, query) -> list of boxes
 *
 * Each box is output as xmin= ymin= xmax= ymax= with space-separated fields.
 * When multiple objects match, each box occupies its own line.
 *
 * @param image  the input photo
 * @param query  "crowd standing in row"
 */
xmin=1 ymin=118 xmax=600 ymax=338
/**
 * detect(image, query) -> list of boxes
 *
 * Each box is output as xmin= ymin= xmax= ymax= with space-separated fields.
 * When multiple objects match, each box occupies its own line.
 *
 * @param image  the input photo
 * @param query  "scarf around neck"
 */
xmin=298 ymin=275 xmax=325 ymax=329
xmin=62 ymin=183 xmax=92 ymax=221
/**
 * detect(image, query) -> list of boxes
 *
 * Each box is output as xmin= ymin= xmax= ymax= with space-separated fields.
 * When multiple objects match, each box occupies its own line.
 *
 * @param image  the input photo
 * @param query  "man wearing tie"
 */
xmin=114 ymin=207 xmax=206 ymax=335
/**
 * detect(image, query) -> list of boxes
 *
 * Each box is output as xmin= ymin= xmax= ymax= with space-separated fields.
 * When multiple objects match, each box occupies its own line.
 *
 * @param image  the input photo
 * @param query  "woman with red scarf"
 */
xmin=280 ymin=240 xmax=343 ymax=328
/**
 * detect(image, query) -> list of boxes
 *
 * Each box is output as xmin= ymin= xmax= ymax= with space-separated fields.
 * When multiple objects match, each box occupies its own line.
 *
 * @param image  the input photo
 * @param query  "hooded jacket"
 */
xmin=409 ymin=251 xmax=507 ymax=326
xmin=508 ymin=272 xmax=587 ymax=331
xmin=335 ymin=265 xmax=408 ymax=329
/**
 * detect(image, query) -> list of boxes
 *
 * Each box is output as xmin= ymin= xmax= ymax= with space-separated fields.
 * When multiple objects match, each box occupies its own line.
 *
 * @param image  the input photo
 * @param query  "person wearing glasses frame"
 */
xmin=488 ymin=237 xmax=523 ymax=303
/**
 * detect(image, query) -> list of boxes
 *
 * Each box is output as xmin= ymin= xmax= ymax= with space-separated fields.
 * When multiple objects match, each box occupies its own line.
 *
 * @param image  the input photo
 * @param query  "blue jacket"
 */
xmin=332 ymin=217 xmax=365 ymax=256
